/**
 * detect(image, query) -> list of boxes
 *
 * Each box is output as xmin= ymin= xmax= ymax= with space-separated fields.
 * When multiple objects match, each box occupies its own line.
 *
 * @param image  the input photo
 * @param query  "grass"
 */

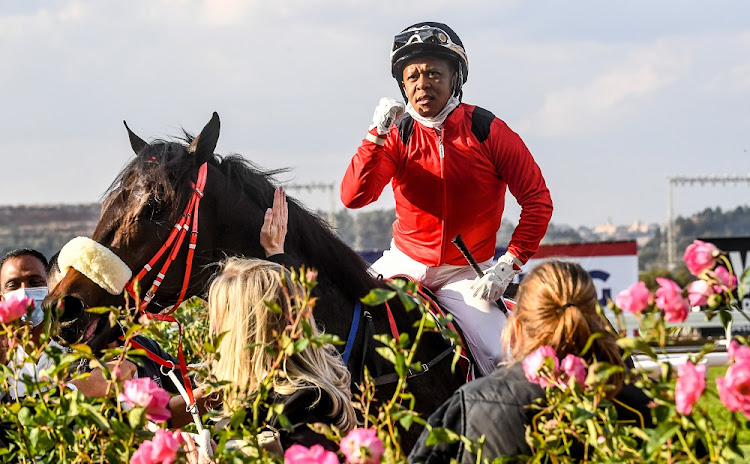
xmin=704 ymin=366 xmax=750 ymax=457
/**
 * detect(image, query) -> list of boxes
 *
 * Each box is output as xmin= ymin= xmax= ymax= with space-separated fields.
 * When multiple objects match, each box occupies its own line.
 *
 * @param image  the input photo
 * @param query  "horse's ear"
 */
xmin=188 ymin=112 xmax=220 ymax=164
xmin=123 ymin=121 xmax=148 ymax=156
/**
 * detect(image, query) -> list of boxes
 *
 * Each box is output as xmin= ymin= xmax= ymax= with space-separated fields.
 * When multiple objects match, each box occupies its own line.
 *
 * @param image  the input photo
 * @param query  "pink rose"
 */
xmin=716 ymin=360 xmax=750 ymax=420
xmin=684 ymin=240 xmax=719 ymax=276
xmin=675 ymin=361 xmax=706 ymax=415
xmin=0 ymin=295 xmax=33 ymax=324
xmin=130 ymin=430 xmax=183 ymax=464
xmin=728 ymin=340 xmax=750 ymax=364
xmin=284 ymin=444 xmax=339 ymax=464
xmin=711 ymin=266 xmax=737 ymax=292
xmin=687 ymin=279 xmax=714 ymax=307
xmin=615 ymin=281 xmax=650 ymax=314
xmin=131 ymin=441 xmax=154 ymax=464
xmin=150 ymin=430 xmax=182 ymax=464
xmin=523 ymin=346 xmax=559 ymax=388
xmin=118 ymin=377 xmax=172 ymax=423
xmin=341 ymin=428 xmax=385 ymax=464
xmin=655 ymin=278 xmax=690 ymax=323
xmin=560 ymin=354 xmax=587 ymax=387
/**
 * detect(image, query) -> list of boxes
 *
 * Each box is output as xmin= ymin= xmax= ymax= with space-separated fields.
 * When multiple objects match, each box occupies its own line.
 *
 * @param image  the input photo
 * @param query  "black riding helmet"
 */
xmin=390 ymin=22 xmax=469 ymax=100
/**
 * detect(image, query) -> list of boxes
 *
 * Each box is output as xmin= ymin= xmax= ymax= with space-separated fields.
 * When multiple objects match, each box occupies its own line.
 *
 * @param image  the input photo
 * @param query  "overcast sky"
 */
xmin=1 ymin=1 xmax=748 ymax=228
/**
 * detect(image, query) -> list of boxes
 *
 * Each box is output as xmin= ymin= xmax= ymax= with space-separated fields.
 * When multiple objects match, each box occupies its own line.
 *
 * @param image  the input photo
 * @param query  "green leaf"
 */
xmin=425 ymin=427 xmax=460 ymax=446
xmin=29 ymin=427 xmax=40 ymax=449
xmin=360 ymin=289 xmax=397 ymax=307
xmin=264 ymin=301 xmax=283 ymax=314
xmin=645 ymin=422 xmax=680 ymax=455
xmin=396 ymin=290 xmax=417 ymax=311
xmin=122 ymin=324 xmax=143 ymax=341
xmin=18 ymin=407 xmax=33 ymax=426
xmin=421 ymin=315 xmax=438 ymax=330
xmin=580 ymin=332 xmax=604 ymax=357
xmin=294 ymin=338 xmax=310 ymax=353
xmin=568 ymin=406 xmax=596 ymax=424
xmin=78 ymin=403 xmax=111 ymax=430
xmin=276 ymin=412 xmax=292 ymax=431
xmin=69 ymin=343 xmax=92 ymax=356
xmin=616 ymin=337 xmax=657 ymax=359
xmin=375 ymin=346 xmax=397 ymax=366
xmin=398 ymin=412 xmax=415 ymax=430
xmin=128 ymin=407 xmax=145 ymax=429
xmin=86 ymin=306 xmax=114 ymax=314
xmin=739 ymin=265 xmax=750 ymax=300
xmin=719 ymin=308 xmax=732 ymax=331
xmin=393 ymin=351 xmax=407 ymax=378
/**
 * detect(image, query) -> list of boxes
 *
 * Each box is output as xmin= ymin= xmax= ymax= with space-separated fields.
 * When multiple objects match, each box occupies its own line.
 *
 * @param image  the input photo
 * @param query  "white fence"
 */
xmin=612 ymin=309 xmax=750 ymax=374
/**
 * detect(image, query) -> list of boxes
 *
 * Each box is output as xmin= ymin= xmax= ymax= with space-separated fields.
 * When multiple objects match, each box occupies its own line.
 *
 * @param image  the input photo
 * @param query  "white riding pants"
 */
xmin=370 ymin=241 xmax=507 ymax=376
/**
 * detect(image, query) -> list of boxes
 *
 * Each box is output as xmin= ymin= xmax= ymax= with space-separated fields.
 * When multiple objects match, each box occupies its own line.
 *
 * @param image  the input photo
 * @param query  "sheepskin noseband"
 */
xmin=58 ymin=237 xmax=133 ymax=295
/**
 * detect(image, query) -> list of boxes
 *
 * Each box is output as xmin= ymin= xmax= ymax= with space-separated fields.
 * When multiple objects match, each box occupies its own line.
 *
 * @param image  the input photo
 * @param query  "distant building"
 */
xmin=590 ymin=219 xmax=659 ymax=245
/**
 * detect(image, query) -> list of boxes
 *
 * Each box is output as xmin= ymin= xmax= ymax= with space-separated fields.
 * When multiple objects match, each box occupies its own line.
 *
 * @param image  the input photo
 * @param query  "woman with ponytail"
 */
xmin=409 ymin=260 xmax=652 ymax=463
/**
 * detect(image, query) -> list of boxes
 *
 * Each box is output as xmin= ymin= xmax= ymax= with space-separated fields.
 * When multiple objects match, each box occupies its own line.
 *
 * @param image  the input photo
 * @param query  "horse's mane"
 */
xmin=217 ymin=153 xmax=378 ymax=302
xmin=104 ymin=133 xmax=377 ymax=303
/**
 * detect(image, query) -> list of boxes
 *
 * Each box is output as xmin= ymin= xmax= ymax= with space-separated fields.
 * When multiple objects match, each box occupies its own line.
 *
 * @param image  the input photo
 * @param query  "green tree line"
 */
xmin=1 ymin=203 xmax=748 ymax=279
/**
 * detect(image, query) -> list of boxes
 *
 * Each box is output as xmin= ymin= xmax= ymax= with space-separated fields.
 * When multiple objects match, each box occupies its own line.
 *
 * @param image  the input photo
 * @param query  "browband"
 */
xmin=58 ymin=237 xmax=132 ymax=295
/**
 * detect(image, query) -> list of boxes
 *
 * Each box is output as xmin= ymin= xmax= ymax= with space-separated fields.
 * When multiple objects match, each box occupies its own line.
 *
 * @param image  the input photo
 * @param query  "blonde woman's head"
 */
xmin=208 ymin=257 xmax=355 ymax=432
xmin=504 ymin=260 xmax=625 ymax=390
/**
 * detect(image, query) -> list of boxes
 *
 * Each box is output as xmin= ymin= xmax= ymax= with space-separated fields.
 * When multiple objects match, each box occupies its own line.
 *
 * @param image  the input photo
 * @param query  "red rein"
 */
xmin=123 ymin=162 xmax=208 ymax=406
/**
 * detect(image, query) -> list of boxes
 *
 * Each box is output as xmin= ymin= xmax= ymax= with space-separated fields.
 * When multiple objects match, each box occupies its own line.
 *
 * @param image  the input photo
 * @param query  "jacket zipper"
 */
xmin=436 ymin=127 xmax=446 ymax=264
xmin=437 ymin=128 xmax=445 ymax=158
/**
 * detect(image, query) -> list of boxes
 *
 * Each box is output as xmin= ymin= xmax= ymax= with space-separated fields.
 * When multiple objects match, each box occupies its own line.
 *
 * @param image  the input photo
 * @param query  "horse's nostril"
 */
xmin=57 ymin=296 xmax=86 ymax=323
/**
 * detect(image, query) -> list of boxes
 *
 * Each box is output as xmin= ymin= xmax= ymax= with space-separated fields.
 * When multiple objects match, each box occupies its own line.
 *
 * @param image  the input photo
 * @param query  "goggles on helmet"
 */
xmin=390 ymin=25 xmax=469 ymax=83
xmin=392 ymin=26 xmax=455 ymax=51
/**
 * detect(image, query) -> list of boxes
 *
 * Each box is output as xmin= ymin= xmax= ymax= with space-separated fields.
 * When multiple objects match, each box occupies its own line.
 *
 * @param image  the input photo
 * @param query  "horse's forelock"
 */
xmin=98 ymin=139 xmax=207 ymax=244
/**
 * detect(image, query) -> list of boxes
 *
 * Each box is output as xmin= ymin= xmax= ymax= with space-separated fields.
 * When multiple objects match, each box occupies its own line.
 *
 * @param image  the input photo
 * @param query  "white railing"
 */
xmin=608 ymin=309 xmax=750 ymax=374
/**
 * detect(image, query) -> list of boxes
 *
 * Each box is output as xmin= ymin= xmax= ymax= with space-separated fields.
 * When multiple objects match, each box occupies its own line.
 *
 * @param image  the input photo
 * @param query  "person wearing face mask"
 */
xmin=1 ymin=248 xmax=137 ymax=400
xmin=0 ymin=248 xmax=49 ymax=329
xmin=341 ymin=22 xmax=553 ymax=376
xmin=1 ymin=248 xmax=69 ymax=399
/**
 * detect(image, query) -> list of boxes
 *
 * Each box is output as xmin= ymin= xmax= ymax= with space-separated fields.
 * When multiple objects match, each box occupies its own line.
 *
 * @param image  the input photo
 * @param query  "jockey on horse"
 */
xmin=341 ymin=22 xmax=553 ymax=376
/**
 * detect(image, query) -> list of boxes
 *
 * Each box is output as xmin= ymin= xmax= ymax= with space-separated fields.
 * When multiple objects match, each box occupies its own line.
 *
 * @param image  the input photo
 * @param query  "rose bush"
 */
xmin=510 ymin=240 xmax=750 ymax=463
xmin=0 ymin=243 xmax=748 ymax=463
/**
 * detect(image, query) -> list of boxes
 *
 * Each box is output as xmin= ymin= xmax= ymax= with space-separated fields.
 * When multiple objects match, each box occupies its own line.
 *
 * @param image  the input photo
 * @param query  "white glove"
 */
xmin=370 ymin=97 xmax=405 ymax=135
xmin=471 ymin=252 xmax=523 ymax=301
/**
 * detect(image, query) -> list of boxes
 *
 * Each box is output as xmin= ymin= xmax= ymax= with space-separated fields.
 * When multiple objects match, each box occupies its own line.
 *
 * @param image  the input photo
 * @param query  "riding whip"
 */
xmin=451 ymin=235 xmax=508 ymax=315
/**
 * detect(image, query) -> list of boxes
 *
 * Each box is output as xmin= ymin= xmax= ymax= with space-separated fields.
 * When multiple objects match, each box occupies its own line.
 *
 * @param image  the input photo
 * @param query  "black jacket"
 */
xmin=258 ymin=387 xmax=342 ymax=452
xmin=409 ymin=363 xmax=652 ymax=464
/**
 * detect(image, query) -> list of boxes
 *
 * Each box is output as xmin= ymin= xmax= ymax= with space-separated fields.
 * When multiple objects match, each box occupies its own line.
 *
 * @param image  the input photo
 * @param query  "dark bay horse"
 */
xmin=44 ymin=112 xmax=465 ymax=447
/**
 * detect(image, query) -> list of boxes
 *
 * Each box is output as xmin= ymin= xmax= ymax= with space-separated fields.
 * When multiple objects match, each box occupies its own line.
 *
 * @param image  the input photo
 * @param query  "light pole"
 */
xmin=666 ymin=174 xmax=750 ymax=269
xmin=284 ymin=182 xmax=337 ymax=228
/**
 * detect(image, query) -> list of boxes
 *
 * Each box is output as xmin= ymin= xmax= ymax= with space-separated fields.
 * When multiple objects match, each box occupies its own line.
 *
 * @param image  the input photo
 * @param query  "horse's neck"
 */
xmin=286 ymin=239 xmax=375 ymax=303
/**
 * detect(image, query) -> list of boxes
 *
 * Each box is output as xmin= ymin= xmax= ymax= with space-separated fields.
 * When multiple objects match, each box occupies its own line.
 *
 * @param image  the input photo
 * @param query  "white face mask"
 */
xmin=3 ymin=287 xmax=49 ymax=327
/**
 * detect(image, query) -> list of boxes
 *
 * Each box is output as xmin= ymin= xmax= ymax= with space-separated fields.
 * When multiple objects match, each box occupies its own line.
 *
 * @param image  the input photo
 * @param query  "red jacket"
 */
xmin=341 ymin=103 xmax=553 ymax=266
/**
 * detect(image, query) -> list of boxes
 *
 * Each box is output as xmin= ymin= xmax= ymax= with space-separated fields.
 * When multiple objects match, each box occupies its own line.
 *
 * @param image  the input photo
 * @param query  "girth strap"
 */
xmin=342 ymin=301 xmax=362 ymax=365
xmin=372 ymin=344 xmax=454 ymax=386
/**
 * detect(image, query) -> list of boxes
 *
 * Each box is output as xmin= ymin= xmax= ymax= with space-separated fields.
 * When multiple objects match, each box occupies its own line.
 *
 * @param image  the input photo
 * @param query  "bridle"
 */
xmin=122 ymin=162 xmax=207 ymax=426
xmin=124 ymin=162 xmax=207 ymax=314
